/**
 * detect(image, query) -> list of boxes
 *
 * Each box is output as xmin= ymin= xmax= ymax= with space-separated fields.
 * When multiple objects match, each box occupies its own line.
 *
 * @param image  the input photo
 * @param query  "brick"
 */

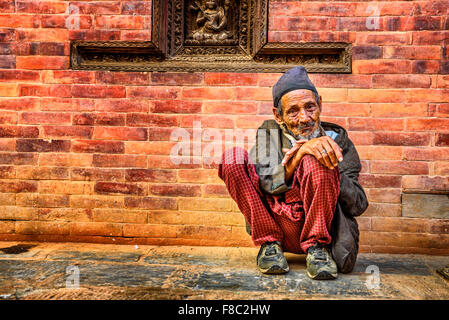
xmin=383 ymin=46 xmax=441 ymax=60
xmin=369 ymin=232 xmax=449 ymax=250
xmin=16 ymin=56 xmax=68 ymax=70
xmin=20 ymin=112 xmax=71 ymax=124
xmin=69 ymin=2 xmax=121 ymax=14
xmin=0 ymin=1 xmax=14 ymax=13
xmin=93 ymin=127 xmax=148 ymax=141
xmin=93 ymin=154 xmax=146 ymax=168
xmin=38 ymin=208 xmax=92 ymax=222
xmin=413 ymin=31 xmax=449 ymax=45
xmin=95 ymin=182 xmax=145 ymax=196
xmin=69 ymin=222 xmax=122 ymax=237
xmin=96 ymin=71 xmax=149 ymax=85
xmin=92 ymin=208 xmax=147 ymax=224
xmin=0 ymin=28 xmax=15 ymax=42
xmin=147 ymin=155 xmax=201 ymax=169
xmin=365 ymin=188 xmax=401 ymax=203
xmin=43 ymin=71 xmax=95 ymax=84
xmin=94 ymin=15 xmax=145 ymax=29
xmin=0 ymin=70 xmax=40 ymax=82
xmin=204 ymin=73 xmax=257 ymax=86
xmin=0 ymin=153 xmax=37 ymax=165
xmin=0 ymin=98 xmax=39 ymax=111
xmin=43 ymin=126 xmax=93 ymax=139
xmin=119 ymin=30 xmax=152 ymax=41
xmin=180 ymin=115 xmax=234 ymax=128
xmin=16 ymin=221 xmax=69 ymax=235
xmin=72 ymin=140 xmax=125 ymax=154
xmin=372 ymin=132 xmax=430 ymax=146
xmin=125 ymin=169 xmax=177 ymax=183
xmin=0 ymin=111 xmax=17 ymax=124
xmin=71 ymin=168 xmax=123 ymax=182
xmin=19 ymin=84 xmax=71 ymax=98
xmin=127 ymin=86 xmax=179 ymax=99
xmin=16 ymin=139 xmax=71 ymax=153
xmin=352 ymin=60 xmax=411 ymax=74
xmin=0 ymin=55 xmax=15 ymax=68
xmin=41 ymin=98 xmax=95 ymax=112
xmin=0 ymin=165 xmax=14 ymax=178
xmin=39 ymin=180 xmax=92 ymax=195
xmin=39 ymin=153 xmax=92 ymax=167
xmin=183 ymin=87 xmax=235 ymax=100
xmin=72 ymin=85 xmax=125 ymax=98
xmin=149 ymin=184 xmax=202 ymax=197
xmin=402 ymin=175 xmax=449 ymax=191
xmin=363 ymin=203 xmax=402 ymax=217
xmin=412 ymin=60 xmax=441 ymax=74
xmin=73 ymin=113 xmax=125 ymax=126
xmin=359 ymin=174 xmax=402 ymax=188
xmin=372 ymin=74 xmax=431 ymax=88
xmin=435 ymin=161 xmax=449 ymax=175
xmin=435 ymin=133 xmax=449 ymax=146
xmin=203 ymin=184 xmax=228 ymax=198
xmin=151 ymin=72 xmax=203 ymax=85
xmin=0 ymin=206 xmax=37 ymax=220
xmin=0 ymin=83 xmax=18 ymax=96
xmin=353 ymin=46 xmax=382 ymax=60
xmin=95 ymin=99 xmax=149 ymax=113
xmin=17 ymin=1 xmax=67 ymax=13
xmin=178 ymin=197 xmax=233 ymax=212
xmin=70 ymin=195 xmax=124 ymax=209
xmin=16 ymin=166 xmax=69 ymax=180
xmin=121 ymin=1 xmax=152 ymax=15
xmin=0 ymin=126 xmax=39 ymax=138
xmin=347 ymin=131 xmax=373 ymax=146
xmin=147 ymin=210 xmax=243 ymax=226
xmin=403 ymin=147 xmax=449 ymax=160
xmin=25 ymin=42 xmax=68 ymax=56
xmin=321 ymin=103 xmax=370 ymax=117
xmin=126 ymin=113 xmax=178 ymax=127
xmin=203 ymin=101 xmax=257 ymax=114
xmin=176 ymin=225 xmax=234 ymax=241
xmin=0 ymin=221 xmax=14 ymax=233
xmin=406 ymin=118 xmax=449 ymax=131
xmin=0 ymin=193 xmax=15 ymax=206
xmin=0 ymin=180 xmax=37 ymax=193
xmin=371 ymin=217 xmax=428 ymax=233
xmin=348 ymin=89 xmax=406 ymax=103
xmin=125 ymin=141 xmax=175 ymax=155
xmin=348 ymin=118 xmax=404 ymax=131
xmin=384 ymin=16 xmax=441 ymax=31
xmin=150 ymin=100 xmax=201 ymax=114
xmin=371 ymin=103 xmax=427 ymax=117
xmin=124 ymin=197 xmax=177 ymax=210
xmin=370 ymin=160 xmax=429 ymax=175
xmin=69 ymin=30 xmax=120 ymax=41
xmin=356 ymin=32 xmax=411 ymax=45
xmin=41 ymin=15 xmax=92 ymax=29
xmin=122 ymin=224 xmax=177 ymax=238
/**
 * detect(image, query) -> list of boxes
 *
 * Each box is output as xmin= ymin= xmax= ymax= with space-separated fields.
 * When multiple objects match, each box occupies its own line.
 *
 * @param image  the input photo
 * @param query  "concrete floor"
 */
xmin=0 ymin=241 xmax=448 ymax=300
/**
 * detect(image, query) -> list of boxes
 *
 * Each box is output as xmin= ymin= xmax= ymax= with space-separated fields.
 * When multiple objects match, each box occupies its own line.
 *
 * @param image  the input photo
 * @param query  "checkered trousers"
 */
xmin=218 ymin=147 xmax=340 ymax=254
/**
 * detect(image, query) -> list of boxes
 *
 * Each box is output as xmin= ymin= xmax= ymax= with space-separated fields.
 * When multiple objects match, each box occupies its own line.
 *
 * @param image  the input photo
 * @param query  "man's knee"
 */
xmin=218 ymin=147 xmax=248 ymax=180
xmin=297 ymin=154 xmax=340 ymax=184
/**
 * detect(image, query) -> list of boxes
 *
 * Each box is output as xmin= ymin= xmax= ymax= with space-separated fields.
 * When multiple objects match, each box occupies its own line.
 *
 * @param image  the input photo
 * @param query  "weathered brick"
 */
xmin=150 ymin=100 xmax=202 ymax=114
xmin=359 ymin=174 xmax=402 ymax=188
xmin=16 ymin=221 xmax=69 ymax=235
xmin=435 ymin=133 xmax=449 ymax=147
xmin=92 ymin=208 xmax=147 ymax=224
xmin=70 ymin=195 xmax=124 ymax=209
xmin=370 ymin=160 xmax=429 ymax=175
xmin=127 ymin=86 xmax=179 ymax=99
xmin=38 ymin=208 xmax=92 ymax=222
xmin=125 ymin=168 xmax=177 ymax=183
xmin=0 ymin=126 xmax=39 ymax=138
xmin=39 ymin=153 xmax=92 ymax=167
xmin=71 ymin=168 xmax=123 ymax=182
xmin=72 ymin=140 xmax=125 ymax=154
xmin=39 ymin=181 xmax=93 ymax=195
xmin=402 ymin=175 xmax=449 ymax=190
xmin=40 ymin=98 xmax=95 ymax=112
xmin=16 ymin=139 xmax=71 ymax=152
xmin=149 ymin=184 xmax=202 ymax=197
xmin=372 ymin=132 xmax=430 ymax=146
xmin=43 ymin=126 xmax=93 ymax=139
xmin=124 ymin=197 xmax=177 ymax=210
xmin=0 ymin=153 xmax=37 ymax=165
xmin=122 ymin=223 xmax=177 ymax=238
xmin=95 ymin=182 xmax=145 ymax=195
xmin=95 ymin=99 xmax=149 ymax=113
xmin=93 ymin=127 xmax=148 ymax=141
xmin=16 ymin=166 xmax=69 ymax=180
xmin=93 ymin=154 xmax=147 ymax=168
xmin=126 ymin=114 xmax=178 ymax=127
xmin=96 ymin=71 xmax=149 ymax=85
xmin=125 ymin=141 xmax=175 ymax=155
xmin=69 ymin=222 xmax=122 ymax=237
xmin=72 ymin=85 xmax=125 ymax=98
xmin=16 ymin=56 xmax=68 ymax=69
xmin=404 ymin=147 xmax=449 ymax=160
xmin=348 ymin=118 xmax=404 ymax=131
xmin=363 ymin=203 xmax=402 ymax=217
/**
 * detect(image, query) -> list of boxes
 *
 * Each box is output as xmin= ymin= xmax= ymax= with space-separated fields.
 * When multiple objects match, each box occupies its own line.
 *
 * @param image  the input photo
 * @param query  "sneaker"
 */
xmin=306 ymin=244 xmax=338 ymax=280
xmin=256 ymin=241 xmax=289 ymax=274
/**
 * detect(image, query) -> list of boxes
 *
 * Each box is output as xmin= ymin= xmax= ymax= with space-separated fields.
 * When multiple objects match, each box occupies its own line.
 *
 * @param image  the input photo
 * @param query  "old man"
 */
xmin=218 ymin=66 xmax=368 ymax=280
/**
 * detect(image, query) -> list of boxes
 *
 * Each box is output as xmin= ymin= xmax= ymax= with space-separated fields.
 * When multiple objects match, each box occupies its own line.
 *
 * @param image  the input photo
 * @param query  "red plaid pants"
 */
xmin=218 ymin=147 xmax=340 ymax=254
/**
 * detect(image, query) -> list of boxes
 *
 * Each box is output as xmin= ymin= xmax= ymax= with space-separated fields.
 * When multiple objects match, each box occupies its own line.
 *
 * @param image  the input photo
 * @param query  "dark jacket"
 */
xmin=248 ymin=120 xmax=369 ymax=273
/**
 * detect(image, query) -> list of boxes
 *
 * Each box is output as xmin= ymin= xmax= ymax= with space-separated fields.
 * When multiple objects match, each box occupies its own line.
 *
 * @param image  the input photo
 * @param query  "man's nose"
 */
xmin=298 ymin=109 xmax=309 ymax=122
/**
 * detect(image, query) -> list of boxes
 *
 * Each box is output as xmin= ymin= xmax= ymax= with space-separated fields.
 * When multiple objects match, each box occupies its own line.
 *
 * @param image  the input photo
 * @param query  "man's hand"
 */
xmin=282 ymin=136 xmax=343 ymax=180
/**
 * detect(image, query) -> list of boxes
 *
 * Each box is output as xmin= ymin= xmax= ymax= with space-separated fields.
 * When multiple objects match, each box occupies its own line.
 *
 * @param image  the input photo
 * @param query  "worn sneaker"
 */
xmin=256 ymin=241 xmax=289 ymax=274
xmin=306 ymin=244 xmax=338 ymax=280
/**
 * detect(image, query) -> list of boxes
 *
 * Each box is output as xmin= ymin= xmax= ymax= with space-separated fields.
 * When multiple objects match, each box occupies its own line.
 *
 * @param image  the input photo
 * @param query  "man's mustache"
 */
xmin=296 ymin=121 xmax=315 ymax=130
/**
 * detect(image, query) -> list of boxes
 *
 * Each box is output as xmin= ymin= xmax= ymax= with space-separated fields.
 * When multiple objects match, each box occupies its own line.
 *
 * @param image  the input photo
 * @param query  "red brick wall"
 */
xmin=0 ymin=0 xmax=448 ymax=254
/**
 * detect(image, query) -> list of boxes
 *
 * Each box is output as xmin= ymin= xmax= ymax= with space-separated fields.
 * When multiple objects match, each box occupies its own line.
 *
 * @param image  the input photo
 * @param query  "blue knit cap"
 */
xmin=272 ymin=66 xmax=319 ymax=110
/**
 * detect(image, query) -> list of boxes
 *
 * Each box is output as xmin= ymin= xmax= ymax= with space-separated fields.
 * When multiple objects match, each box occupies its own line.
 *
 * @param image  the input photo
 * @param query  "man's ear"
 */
xmin=318 ymin=95 xmax=322 ymax=110
xmin=272 ymin=107 xmax=283 ymax=125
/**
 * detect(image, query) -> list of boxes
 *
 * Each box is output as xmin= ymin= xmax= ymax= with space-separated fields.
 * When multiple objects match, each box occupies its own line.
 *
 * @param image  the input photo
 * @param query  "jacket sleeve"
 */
xmin=249 ymin=125 xmax=291 ymax=195
xmin=337 ymin=139 xmax=369 ymax=217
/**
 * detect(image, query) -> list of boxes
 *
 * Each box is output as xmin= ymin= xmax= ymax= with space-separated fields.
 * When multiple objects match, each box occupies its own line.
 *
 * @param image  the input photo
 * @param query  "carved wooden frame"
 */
xmin=70 ymin=0 xmax=352 ymax=73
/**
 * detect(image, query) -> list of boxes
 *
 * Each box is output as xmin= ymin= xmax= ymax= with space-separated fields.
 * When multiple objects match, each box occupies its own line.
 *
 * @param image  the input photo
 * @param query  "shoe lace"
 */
xmin=309 ymin=245 xmax=327 ymax=261
xmin=265 ymin=242 xmax=279 ymax=256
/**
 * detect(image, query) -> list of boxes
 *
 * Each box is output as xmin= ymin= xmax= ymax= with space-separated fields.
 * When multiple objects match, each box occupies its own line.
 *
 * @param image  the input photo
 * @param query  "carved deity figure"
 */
xmin=190 ymin=0 xmax=232 ymax=42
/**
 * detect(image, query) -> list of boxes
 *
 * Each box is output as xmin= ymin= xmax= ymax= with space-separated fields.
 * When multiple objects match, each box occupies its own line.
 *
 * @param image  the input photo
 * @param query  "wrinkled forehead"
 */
xmin=280 ymin=89 xmax=317 ymax=106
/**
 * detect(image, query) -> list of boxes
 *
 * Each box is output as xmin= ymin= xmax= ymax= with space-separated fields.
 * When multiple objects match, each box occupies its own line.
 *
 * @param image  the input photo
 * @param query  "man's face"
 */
xmin=273 ymin=89 xmax=321 ymax=138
